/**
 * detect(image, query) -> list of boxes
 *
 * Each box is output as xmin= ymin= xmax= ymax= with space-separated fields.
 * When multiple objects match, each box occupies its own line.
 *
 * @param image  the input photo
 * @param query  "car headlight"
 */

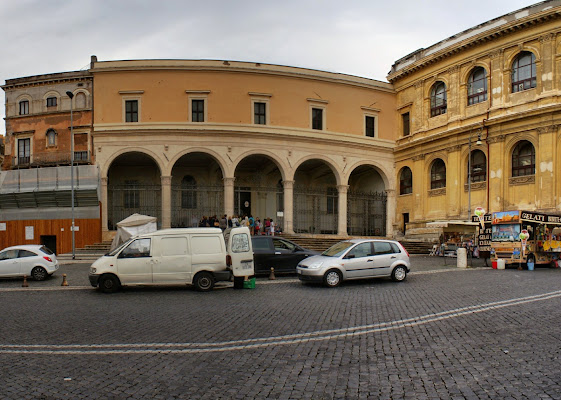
xmin=307 ymin=261 xmax=324 ymax=270
xmin=90 ymin=267 xmax=97 ymax=274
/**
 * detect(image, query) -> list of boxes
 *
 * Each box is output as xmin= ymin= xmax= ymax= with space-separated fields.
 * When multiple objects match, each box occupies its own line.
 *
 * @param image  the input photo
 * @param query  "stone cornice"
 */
xmin=388 ymin=5 xmax=561 ymax=83
xmin=428 ymin=188 xmax=446 ymax=197
xmin=509 ymin=175 xmax=535 ymax=185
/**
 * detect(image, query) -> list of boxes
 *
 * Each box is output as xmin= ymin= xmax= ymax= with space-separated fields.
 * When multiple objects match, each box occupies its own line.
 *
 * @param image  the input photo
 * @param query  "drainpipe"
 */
xmin=483 ymin=110 xmax=490 ymax=213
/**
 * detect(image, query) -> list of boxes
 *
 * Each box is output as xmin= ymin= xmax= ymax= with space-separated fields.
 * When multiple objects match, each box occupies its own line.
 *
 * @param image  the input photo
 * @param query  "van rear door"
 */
xmin=226 ymin=227 xmax=254 ymax=277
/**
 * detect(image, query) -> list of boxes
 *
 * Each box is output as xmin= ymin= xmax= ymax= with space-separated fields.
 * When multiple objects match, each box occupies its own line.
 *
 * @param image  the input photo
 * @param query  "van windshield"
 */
xmin=322 ymin=242 xmax=354 ymax=257
xmin=106 ymin=239 xmax=133 ymax=256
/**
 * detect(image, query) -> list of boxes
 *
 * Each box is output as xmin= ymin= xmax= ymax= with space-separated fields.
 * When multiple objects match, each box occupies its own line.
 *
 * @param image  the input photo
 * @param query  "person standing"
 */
xmin=269 ymin=219 xmax=275 ymax=236
xmin=248 ymin=215 xmax=255 ymax=235
xmin=219 ymin=214 xmax=227 ymax=231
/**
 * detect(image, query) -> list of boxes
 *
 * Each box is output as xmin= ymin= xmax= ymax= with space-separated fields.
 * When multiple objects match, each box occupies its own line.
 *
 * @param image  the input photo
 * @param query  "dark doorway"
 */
xmin=403 ymin=213 xmax=409 ymax=235
xmin=235 ymin=187 xmax=251 ymax=217
xmin=41 ymin=235 xmax=57 ymax=255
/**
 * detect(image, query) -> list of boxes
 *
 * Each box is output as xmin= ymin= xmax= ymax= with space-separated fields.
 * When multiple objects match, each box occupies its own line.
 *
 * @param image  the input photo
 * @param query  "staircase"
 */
xmin=282 ymin=235 xmax=436 ymax=255
xmin=57 ymin=240 xmax=113 ymax=262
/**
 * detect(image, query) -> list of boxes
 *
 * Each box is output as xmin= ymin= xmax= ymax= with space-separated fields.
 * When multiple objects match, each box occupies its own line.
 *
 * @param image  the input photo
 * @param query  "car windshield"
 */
xmin=321 ymin=242 xmax=354 ymax=257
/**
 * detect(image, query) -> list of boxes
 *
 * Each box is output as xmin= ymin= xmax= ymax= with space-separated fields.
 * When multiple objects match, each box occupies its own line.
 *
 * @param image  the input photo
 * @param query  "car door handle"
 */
xmin=391 ymin=256 xmax=397 ymax=259
xmin=367 ymin=259 xmax=374 ymax=262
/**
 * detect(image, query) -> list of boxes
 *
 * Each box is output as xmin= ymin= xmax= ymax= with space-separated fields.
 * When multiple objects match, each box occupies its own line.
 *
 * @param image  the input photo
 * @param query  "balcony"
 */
xmin=10 ymin=151 xmax=92 ymax=169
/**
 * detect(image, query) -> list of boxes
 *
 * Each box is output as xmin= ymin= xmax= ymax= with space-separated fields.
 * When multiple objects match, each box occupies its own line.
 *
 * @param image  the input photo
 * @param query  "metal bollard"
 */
xmin=269 ymin=267 xmax=276 ymax=280
xmin=22 ymin=275 xmax=29 ymax=288
xmin=61 ymin=274 xmax=69 ymax=286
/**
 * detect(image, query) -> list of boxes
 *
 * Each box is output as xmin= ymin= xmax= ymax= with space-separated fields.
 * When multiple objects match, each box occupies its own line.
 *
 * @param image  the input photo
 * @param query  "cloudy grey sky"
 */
xmin=1 ymin=0 xmax=537 ymax=136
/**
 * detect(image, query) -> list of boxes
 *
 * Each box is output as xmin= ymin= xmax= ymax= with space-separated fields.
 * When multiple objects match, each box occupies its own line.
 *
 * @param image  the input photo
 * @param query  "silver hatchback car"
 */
xmin=297 ymin=239 xmax=410 ymax=287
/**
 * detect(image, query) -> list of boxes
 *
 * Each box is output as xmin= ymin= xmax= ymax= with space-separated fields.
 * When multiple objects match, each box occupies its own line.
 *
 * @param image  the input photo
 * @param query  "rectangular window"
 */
xmin=312 ymin=108 xmax=323 ymax=130
xmin=365 ymin=116 xmax=375 ymax=137
xmin=402 ymin=112 xmax=410 ymax=136
xmin=192 ymin=99 xmax=205 ymax=122
xmin=19 ymin=101 xmax=29 ymax=115
xmin=18 ymin=138 xmax=31 ymax=164
xmin=125 ymin=100 xmax=138 ymax=122
xmin=46 ymin=97 xmax=57 ymax=107
xmin=254 ymin=102 xmax=266 ymax=125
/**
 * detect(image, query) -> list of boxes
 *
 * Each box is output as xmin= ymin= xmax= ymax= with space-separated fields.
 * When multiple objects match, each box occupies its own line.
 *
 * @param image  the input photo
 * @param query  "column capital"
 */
xmin=100 ymin=177 xmax=108 ymax=184
xmin=337 ymin=184 xmax=349 ymax=194
xmin=223 ymin=177 xmax=236 ymax=186
xmin=161 ymin=175 xmax=172 ymax=185
xmin=282 ymin=180 xmax=295 ymax=188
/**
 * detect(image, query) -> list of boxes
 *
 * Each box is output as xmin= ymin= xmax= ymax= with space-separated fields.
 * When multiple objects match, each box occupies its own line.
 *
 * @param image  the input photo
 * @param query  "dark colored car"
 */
xmin=251 ymin=236 xmax=320 ymax=275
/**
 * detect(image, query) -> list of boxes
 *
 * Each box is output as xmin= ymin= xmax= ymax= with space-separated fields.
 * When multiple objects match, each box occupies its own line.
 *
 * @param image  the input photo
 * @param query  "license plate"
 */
xmin=241 ymin=261 xmax=252 ymax=270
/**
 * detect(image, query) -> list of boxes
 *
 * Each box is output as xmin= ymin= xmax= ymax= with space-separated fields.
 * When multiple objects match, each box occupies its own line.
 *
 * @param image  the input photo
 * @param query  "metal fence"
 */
xmin=293 ymin=186 xmax=338 ymax=234
xmin=108 ymin=184 xmax=161 ymax=230
xmin=171 ymin=184 xmax=224 ymax=227
xmin=347 ymin=190 xmax=387 ymax=236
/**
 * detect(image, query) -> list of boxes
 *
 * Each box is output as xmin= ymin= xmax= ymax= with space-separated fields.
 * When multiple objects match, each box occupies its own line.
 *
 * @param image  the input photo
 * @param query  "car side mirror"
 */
xmin=346 ymin=254 xmax=355 ymax=259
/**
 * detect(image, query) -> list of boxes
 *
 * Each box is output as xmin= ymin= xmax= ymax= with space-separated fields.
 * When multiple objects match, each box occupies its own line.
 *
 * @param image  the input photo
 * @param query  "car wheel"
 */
xmin=391 ymin=265 xmax=407 ymax=282
xmin=31 ymin=267 xmax=48 ymax=281
xmin=194 ymin=272 xmax=215 ymax=292
xmin=99 ymin=274 xmax=121 ymax=293
xmin=323 ymin=269 xmax=342 ymax=288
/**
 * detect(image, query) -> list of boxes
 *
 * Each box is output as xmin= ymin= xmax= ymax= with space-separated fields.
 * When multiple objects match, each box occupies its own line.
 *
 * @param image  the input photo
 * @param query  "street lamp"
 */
xmin=468 ymin=127 xmax=483 ymax=219
xmin=66 ymin=91 xmax=75 ymax=260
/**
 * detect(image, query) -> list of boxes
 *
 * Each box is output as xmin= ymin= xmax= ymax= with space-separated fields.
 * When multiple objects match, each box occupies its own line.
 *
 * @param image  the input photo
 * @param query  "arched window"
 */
xmin=430 ymin=82 xmax=447 ymax=117
xmin=46 ymin=129 xmax=57 ymax=147
xmin=467 ymin=67 xmax=487 ymax=105
xmin=512 ymin=51 xmax=536 ymax=93
xmin=430 ymin=159 xmax=446 ymax=189
xmin=181 ymin=176 xmax=197 ymax=209
xmin=468 ymin=150 xmax=486 ymax=182
xmin=76 ymin=92 xmax=87 ymax=109
xmin=399 ymin=167 xmax=412 ymax=195
xmin=512 ymin=141 xmax=535 ymax=177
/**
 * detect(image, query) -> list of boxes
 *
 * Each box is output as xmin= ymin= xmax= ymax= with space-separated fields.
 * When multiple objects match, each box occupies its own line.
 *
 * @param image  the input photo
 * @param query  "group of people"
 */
xmin=197 ymin=215 xmax=279 ymax=235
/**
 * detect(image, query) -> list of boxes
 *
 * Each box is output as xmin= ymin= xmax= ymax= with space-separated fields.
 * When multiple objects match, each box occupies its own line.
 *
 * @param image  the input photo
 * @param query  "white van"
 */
xmin=88 ymin=227 xmax=253 ymax=293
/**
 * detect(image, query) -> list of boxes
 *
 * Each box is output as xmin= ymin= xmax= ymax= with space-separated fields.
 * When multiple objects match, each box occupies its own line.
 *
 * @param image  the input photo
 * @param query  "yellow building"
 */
xmin=390 ymin=1 xmax=561 ymax=241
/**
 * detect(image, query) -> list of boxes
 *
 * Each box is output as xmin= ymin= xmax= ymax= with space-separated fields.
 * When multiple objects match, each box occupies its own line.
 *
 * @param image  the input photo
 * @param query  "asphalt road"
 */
xmin=1 ymin=255 xmax=560 ymax=399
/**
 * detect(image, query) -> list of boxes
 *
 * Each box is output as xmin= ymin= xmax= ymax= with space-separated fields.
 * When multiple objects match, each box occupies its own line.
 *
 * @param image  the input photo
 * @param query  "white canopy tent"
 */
xmin=110 ymin=213 xmax=157 ymax=250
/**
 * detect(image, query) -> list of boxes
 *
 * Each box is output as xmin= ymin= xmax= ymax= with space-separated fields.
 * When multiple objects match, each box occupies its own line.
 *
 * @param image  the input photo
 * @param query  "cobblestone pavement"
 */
xmin=1 ymin=255 xmax=560 ymax=399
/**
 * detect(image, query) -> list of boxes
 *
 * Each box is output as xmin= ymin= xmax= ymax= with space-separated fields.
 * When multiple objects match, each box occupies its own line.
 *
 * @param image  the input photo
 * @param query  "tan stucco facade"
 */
xmin=91 ymin=60 xmax=398 ymax=238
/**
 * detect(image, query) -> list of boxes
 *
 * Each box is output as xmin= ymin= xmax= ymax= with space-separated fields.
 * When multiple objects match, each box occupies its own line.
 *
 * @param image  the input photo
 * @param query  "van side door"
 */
xmin=153 ymin=236 xmax=191 ymax=283
xmin=116 ymin=238 xmax=153 ymax=284
xmin=227 ymin=227 xmax=254 ymax=277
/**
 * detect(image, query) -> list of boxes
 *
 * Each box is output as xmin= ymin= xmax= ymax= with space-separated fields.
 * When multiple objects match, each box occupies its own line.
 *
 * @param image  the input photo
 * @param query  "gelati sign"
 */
xmin=520 ymin=211 xmax=561 ymax=225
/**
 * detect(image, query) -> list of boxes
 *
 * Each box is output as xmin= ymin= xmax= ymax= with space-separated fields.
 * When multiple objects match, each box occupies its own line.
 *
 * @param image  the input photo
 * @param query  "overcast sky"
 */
xmin=0 ymin=0 xmax=537 ymax=137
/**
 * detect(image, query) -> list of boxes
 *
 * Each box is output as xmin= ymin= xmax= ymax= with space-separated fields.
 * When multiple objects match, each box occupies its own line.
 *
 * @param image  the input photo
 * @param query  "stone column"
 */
xmin=489 ymin=49 xmax=505 ymax=108
xmin=223 ymin=177 xmax=235 ymax=218
xmin=101 ymin=177 xmax=108 ymax=232
xmin=537 ymin=126 xmax=556 ymax=209
xmin=282 ymin=180 xmax=294 ymax=234
xmin=161 ymin=175 xmax=172 ymax=229
xmin=412 ymin=154 xmax=425 ymax=221
xmin=488 ymin=135 xmax=506 ymax=212
xmin=385 ymin=189 xmax=396 ymax=238
xmin=540 ymin=34 xmax=555 ymax=93
xmin=446 ymin=145 xmax=462 ymax=218
xmin=337 ymin=185 xmax=349 ymax=236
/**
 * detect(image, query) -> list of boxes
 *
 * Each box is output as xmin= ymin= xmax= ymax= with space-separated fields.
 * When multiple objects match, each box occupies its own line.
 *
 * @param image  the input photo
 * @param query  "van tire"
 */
xmin=194 ymin=272 xmax=215 ymax=292
xmin=323 ymin=269 xmax=342 ymax=288
xmin=99 ymin=274 xmax=121 ymax=293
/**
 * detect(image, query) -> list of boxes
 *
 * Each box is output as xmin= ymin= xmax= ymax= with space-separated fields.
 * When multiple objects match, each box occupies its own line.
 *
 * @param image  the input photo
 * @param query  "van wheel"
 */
xmin=31 ymin=267 xmax=48 ymax=281
xmin=323 ymin=269 xmax=342 ymax=288
xmin=99 ymin=274 xmax=121 ymax=293
xmin=194 ymin=272 xmax=215 ymax=292
xmin=391 ymin=265 xmax=407 ymax=282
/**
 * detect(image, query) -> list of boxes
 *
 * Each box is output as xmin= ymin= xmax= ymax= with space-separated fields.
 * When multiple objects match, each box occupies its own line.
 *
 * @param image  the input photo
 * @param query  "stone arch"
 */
xmin=461 ymin=62 xmax=490 ymax=84
xmin=232 ymin=149 xmax=288 ymax=182
xmin=343 ymin=160 xmax=391 ymax=189
xmin=167 ymin=148 xmax=227 ymax=178
xmin=101 ymin=147 xmax=163 ymax=178
xmin=292 ymin=154 xmax=342 ymax=185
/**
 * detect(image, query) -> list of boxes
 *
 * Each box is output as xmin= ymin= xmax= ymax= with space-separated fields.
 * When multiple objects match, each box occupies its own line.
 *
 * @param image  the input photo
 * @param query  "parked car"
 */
xmin=296 ymin=239 xmax=410 ymax=287
xmin=251 ymin=236 xmax=320 ymax=275
xmin=0 ymin=245 xmax=59 ymax=281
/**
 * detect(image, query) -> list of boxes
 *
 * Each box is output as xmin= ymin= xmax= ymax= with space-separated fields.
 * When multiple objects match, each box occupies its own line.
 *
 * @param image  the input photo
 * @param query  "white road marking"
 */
xmin=1 ymin=289 xmax=560 ymax=355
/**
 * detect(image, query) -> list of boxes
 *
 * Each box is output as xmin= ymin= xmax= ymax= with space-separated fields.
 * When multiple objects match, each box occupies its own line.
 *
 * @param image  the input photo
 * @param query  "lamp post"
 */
xmin=468 ymin=127 xmax=483 ymax=219
xmin=66 ymin=91 xmax=75 ymax=259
